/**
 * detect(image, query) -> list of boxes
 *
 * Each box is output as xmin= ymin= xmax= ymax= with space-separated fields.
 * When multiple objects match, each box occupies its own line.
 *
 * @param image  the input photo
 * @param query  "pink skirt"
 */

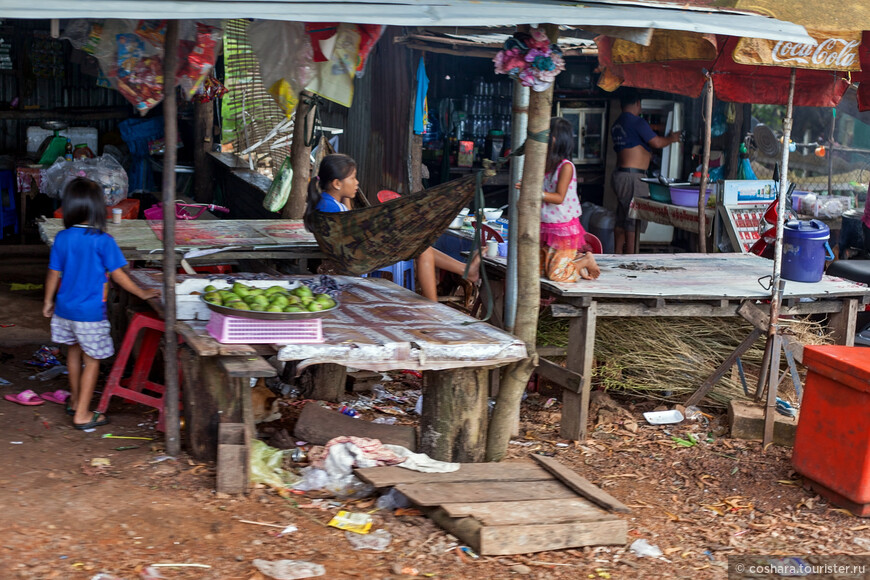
xmin=540 ymin=217 xmax=590 ymax=252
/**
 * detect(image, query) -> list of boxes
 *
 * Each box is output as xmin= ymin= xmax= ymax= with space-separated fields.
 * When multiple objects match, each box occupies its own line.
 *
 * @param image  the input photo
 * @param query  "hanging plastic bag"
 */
xmin=263 ymin=157 xmax=293 ymax=213
xmin=249 ymin=20 xmax=314 ymax=117
xmin=177 ymin=22 xmax=222 ymax=98
xmin=41 ymin=155 xmax=129 ymax=205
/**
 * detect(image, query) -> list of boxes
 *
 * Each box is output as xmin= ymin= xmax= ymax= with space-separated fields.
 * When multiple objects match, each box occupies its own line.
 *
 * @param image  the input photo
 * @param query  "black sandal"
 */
xmin=74 ymin=411 xmax=109 ymax=430
xmin=65 ymin=405 xmax=75 ymax=417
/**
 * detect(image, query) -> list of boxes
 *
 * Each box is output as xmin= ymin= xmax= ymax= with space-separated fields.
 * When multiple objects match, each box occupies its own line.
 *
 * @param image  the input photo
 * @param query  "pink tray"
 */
xmin=206 ymin=312 xmax=324 ymax=344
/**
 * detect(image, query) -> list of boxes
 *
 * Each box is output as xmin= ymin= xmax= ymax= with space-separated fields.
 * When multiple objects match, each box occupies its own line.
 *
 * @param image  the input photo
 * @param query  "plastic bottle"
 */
xmin=63 ymin=139 xmax=73 ymax=161
xmin=29 ymin=365 xmax=67 ymax=381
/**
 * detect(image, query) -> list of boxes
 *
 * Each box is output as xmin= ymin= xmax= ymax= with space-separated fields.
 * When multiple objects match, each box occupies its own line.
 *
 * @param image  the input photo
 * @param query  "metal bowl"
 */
xmin=201 ymin=295 xmax=339 ymax=320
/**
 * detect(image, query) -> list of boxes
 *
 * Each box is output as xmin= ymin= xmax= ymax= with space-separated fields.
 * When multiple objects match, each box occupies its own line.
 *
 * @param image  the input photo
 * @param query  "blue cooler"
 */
xmin=782 ymin=219 xmax=833 ymax=283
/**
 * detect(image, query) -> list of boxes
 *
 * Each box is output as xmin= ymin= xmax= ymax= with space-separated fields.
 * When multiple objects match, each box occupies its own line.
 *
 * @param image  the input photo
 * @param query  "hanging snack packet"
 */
xmin=134 ymin=20 xmax=166 ymax=47
xmin=115 ymin=34 xmax=164 ymax=114
xmin=327 ymin=511 xmax=373 ymax=534
xmin=192 ymin=74 xmax=228 ymax=103
xmin=177 ymin=23 xmax=221 ymax=98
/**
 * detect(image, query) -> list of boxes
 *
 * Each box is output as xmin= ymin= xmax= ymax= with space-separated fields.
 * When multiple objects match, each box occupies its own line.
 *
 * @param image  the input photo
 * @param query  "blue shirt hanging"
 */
xmin=413 ymin=57 xmax=429 ymax=135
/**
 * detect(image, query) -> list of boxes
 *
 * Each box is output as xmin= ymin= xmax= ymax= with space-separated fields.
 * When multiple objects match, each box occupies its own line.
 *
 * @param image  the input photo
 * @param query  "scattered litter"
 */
xmin=415 ymin=396 xmax=423 ymax=415
xmin=240 ymin=519 xmax=297 ymax=535
xmin=90 ymin=574 xmax=124 ymax=580
xmin=459 ymin=546 xmax=479 ymax=559
xmin=102 ymin=434 xmax=154 ymax=440
xmin=372 ymin=417 xmax=397 ymax=425
xmin=376 ymin=488 xmax=411 ymax=510
xmin=346 ymin=529 xmax=392 ymax=551
xmin=29 ymin=365 xmax=68 ymax=381
xmin=555 ymin=443 xmax=570 ymax=448
xmin=10 ymin=441 xmax=23 ymax=445
xmin=629 ymin=539 xmax=663 ymax=558
xmin=90 ymin=458 xmax=111 ymax=467
xmin=149 ymin=563 xmax=211 ymax=569
xmin=0 ymin=377 xmax=11 ymax=385
xmin=643 ymin=409 xmax=684 ymax=425
xmin=140 ymin=566 xmax=167 ymax=579
xmin=684 ymin=405 xmax=709 ymax=422
xmin=150 ymin=455 xmax=176 ymax=463
xmin=328 ymin=511 xmax=373 ymax=534
xmin=252 ymin=559 xmax=325 ymax=579
xmin=509 ymin=440 xmax=535 ymax=446
xmin=543 ymin=397 xmax=558 ymax=408
xmin=114 ymin=446 xmax=139 ymax=451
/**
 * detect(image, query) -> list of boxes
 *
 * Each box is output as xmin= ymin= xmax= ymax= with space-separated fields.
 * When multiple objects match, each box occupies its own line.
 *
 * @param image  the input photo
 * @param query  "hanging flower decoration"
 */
xmin=494 ymin=28 xmax=565 ymax=92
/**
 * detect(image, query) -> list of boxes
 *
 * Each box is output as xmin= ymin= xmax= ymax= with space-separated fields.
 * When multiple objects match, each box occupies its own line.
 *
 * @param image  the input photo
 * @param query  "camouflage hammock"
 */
xmin=308 ymin=173 xmax=480 ymax=276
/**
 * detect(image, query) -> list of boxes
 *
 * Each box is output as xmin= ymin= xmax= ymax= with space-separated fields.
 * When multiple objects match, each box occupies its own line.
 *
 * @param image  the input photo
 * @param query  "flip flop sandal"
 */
xmin=4 ymin=389 xmax=45 ymax=406
xmin=74 ymin=411 xmax=110 ymax=430
xmin=65 ymin=405 xmax=75 ymax=416
xmin=40 ymin=389 xmax=71 ymax=406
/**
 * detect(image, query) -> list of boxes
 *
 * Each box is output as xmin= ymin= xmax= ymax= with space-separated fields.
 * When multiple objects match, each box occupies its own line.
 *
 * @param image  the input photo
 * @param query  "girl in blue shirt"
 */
xmin=304 ymin=154 xmax=480 ymax=301
xmin=42 ymin=178 xmax=159 ymax=430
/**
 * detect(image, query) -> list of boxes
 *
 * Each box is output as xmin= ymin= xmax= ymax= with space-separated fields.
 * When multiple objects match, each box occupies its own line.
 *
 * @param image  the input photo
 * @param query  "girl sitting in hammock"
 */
xmin=303 ymin=153 xmax=480 ymax=302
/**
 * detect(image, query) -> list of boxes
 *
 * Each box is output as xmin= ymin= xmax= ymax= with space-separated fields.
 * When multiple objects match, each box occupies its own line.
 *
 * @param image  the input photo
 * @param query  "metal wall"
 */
xmin=0 ymin=19 xmax=129 ymax=156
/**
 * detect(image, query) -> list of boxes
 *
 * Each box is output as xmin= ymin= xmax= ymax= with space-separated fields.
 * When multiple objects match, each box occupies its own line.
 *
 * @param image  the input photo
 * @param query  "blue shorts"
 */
xmin=50 ymin=315 xmax=114 ymax=360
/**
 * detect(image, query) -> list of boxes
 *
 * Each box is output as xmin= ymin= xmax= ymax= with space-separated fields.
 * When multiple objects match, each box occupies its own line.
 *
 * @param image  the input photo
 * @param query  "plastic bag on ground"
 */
xmin=250 ymin=439 xmax=300 ymax=489
xmin=252 ymin=559 xmax=325 ymax=580
xmin=376 ymin=488 xmax=410 ymax=510
xmin=630 ymin=538 xmax=663 ymax=558
xmin=346 ymin=528 xmax=392 ymax=551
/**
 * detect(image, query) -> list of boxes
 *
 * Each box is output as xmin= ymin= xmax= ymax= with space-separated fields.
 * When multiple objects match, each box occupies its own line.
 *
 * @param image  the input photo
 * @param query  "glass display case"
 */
xmin=557 ymin=103 xmax=607 ymax=165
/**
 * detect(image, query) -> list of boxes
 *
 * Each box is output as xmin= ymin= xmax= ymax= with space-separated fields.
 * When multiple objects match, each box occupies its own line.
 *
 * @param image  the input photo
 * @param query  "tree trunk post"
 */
xmin=193 ymin=100 xmax=214 ymax=203
xmin=420 ymin=369 xmax=489 ymax=462
xmin=485 ymin=24 xmax=558 ymax=462
xmin=283 ymin=92 xmax=315 ymax=219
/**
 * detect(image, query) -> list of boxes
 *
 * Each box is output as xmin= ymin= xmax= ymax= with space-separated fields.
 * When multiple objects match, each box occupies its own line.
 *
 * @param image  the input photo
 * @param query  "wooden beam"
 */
xmin=532 ymin=454 xmax=630 ymax=513
xmin=218 ymin=356 xmax=277 ymax=378
xmin=684 ymin=326 xmax=763 ymax=407
xmin=536 ymin=357 xmax=583 ymax=393
xmin=560 ymin=302 xmax=597 ymax=441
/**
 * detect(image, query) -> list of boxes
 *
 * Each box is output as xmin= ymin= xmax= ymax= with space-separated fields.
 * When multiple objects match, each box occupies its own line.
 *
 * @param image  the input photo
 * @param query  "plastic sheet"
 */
xmin=249 ymin=20 xmax=314 ymax=117
xmin=41 ymin=155 xmax=128 ymax=205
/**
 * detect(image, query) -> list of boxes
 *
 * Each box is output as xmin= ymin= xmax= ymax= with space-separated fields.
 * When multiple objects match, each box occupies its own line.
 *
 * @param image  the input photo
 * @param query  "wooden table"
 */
xmin=131 ymin=271 xmax=527 ymax=464
xmin=38 ymin=218 xmax=322 ymax=265
xmin=483 ymin=253 xmax=870 ymax=441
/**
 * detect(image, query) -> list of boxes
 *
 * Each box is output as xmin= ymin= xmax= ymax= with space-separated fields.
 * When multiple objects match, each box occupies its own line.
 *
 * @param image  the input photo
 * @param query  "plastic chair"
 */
xmin=97 ymin=312 xmax=183 ymax=432
xmin=0 ymin=170 xmax=18 ymax=238
xmin=584 ymin=232 xmax=603 ymax=254
xmin=377 ymin=190 xmax=402 ymax=203
xmin=469 ymin=222 xmax=504 ymax=243
xmin=365 ymin=260 xmax=416 ymax=291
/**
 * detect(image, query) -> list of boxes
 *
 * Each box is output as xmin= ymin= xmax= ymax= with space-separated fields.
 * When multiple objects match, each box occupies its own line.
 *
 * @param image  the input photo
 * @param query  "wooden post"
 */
xmin=827 ymin=108 xmax=836 ymax=196
xmin=697 ymin=78 xmax=713 ymax=254
xmin=420 ymin=369 xmax=489 ymax=462
xmin=485 ymin=24 xmax=558 ymax=461
xmin=309 ymin=363 xmax=347 ymax=402
xmin=726 ymin=104 xmax=744 ymax=180
xmin=282 ymin=92 xmax=315 ymax=219
xmin=193 ymin=100 xmax=215 ymax=203
xmin=409 ymin=52 xmax=424 ymax=193
xmin=559 ymin=303 xmax=597 ymax=441
xmin=162 ymin=20 xmax=181 ymax=458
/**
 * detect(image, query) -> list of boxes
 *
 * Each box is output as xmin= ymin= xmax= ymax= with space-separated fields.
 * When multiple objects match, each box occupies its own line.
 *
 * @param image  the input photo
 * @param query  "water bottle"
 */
xmin=29 ymin=365 xmax=67 ymax=381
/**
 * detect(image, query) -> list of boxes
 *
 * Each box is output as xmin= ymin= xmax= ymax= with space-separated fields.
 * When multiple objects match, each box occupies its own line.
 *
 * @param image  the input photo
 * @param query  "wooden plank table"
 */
xmin=483 ymin=253 xmax=870 ymax=441
xmin=38 ymin=218 xmax=322 ymax=264
xmin=132 ymin=271 xmax=527 ymax=463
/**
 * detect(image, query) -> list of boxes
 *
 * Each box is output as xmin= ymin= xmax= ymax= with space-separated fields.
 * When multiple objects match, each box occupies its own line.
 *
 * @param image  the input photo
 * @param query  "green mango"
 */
xmin=232 ymin=284 xmax=250 ymax=298
xmin=232 ymin=302 xmax=250 ymax=310
xmin=284 ymin=306 xmax=304 ymax=312
xmin=320 ymin=298 xmax=336 ymax=309
xmin=248 ymin=288 xmax=264 ymax=297
xmin=264 ymin=285 xmax=287 ymax=295
xmin=218 ymin=290 xmax=236 ymax=301
xmin=293 ymin=285 xmax=313 ymax=298
xmin=252 ymin=295 xmax=269 ymax=307
xmin=204 ymin=292 xmax=222 ymax=304
xmin=270 ymin=295 xmax=289 ymax=308
xmin=204 ymin=285 xmax=218 ymax=293
xmin=266 ymin=305 xmax=284 ymax=312
xmin=300 ymin=297 xmax=313 ymax=306
xmin=307 ymin=302 xmax=324 ymax=312
xmin=250 ymin=303 xmax=269 ymax=311
xmin=286 ymin=295 xmax=301 ymax=305
xmin=242 ymin=295 xmax=259 ymax=305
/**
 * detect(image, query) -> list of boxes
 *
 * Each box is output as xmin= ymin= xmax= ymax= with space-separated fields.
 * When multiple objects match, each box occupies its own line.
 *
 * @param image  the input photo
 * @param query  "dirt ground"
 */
xmin=1 ymin=246 xmax=868 ymax=580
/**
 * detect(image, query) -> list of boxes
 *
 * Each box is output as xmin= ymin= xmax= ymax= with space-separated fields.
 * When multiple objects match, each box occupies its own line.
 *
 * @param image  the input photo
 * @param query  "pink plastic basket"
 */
xmin=206 ymin=312 xmax=324 ymax=344
xmin=144 ymin=202 xmax=229 ymax=220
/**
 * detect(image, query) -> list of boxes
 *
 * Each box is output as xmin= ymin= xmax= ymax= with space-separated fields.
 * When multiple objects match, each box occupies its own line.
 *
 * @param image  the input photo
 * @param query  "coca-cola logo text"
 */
xmin=771 ymin=38 xmax=859 ymax=69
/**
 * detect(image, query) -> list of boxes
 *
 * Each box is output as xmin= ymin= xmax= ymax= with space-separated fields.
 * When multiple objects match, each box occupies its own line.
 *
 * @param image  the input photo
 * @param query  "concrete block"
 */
xmin=728 ymin=399 xmax=799 ymax=447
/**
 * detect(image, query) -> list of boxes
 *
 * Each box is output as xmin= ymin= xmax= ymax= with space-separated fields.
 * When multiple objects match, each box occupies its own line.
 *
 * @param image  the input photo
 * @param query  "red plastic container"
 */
xmin=791 ymin=345 xmax=870 ymax=515
xmin=53 ymin=197 xmax=140 ymax=221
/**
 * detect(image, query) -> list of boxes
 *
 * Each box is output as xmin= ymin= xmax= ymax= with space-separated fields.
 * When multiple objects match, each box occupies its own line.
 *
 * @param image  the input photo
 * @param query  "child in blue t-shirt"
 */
xmin=42 ymin=178 xmax=160 ymax=430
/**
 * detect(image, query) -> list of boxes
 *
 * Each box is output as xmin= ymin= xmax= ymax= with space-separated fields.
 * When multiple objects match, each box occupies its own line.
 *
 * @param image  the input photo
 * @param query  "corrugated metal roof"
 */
xmin=0 ymin=0 xmax=813 ymax=43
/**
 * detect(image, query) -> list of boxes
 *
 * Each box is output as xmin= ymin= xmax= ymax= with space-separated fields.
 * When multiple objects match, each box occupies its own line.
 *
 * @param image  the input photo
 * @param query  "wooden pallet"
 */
xmin=355 ymin=455 xmax=628 ymax=555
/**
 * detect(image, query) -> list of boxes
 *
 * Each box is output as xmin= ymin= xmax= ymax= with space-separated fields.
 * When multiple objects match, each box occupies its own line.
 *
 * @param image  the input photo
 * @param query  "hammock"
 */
xmin=308 ymin=173 xmax=480 ymax=276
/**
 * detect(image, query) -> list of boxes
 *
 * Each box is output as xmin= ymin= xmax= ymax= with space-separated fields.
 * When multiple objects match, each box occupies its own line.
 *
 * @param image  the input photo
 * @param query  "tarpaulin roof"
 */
xmin=0 ymin=0 xmax=812 ymax=43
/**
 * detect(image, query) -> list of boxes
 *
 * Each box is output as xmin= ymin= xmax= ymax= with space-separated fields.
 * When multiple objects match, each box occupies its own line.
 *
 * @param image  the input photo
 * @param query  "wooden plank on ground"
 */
xmin=355 ymin=461 xmax=551 ymax=488
xmin=532 ymin=454 xmax=630 ymax=513
xmin=396 ymin=480 xmax=574 ymax=506
xmin=479 ymin=519 xmax=628 ymax=555
xmin=442 ymin=497 xmax=619 ymax=525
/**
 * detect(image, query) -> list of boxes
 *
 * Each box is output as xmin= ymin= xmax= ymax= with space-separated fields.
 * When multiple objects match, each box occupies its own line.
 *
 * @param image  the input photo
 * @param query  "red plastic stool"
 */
xmin=97 ymin=312 xmax=183 ymax=432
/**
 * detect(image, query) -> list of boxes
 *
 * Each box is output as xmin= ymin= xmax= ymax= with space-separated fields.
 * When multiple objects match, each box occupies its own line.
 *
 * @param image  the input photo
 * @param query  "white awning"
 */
xmin=0 ymin=0 xmax=813 ymax=43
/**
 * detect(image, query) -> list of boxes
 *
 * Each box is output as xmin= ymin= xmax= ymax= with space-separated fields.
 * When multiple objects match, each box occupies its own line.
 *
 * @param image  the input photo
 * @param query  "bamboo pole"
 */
xmin=162 ymin=20 xmax=181 ymax=457
xmin=486 ymin=25 xmax=557 ymax=461
xmin=760 ymin=68 xmax=796 ymax=448
xmin=827 ymin=107 xmax=836 ymax=196
xmin=697 ymin=77 xmax=713 ymax=253
xmin=505 ymin=80 xmax=530 ymax=333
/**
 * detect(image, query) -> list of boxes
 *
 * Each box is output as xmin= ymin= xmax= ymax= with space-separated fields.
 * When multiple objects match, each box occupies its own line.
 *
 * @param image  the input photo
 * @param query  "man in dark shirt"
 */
xmin=610 ymin=88 xmax=681 ymax=253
